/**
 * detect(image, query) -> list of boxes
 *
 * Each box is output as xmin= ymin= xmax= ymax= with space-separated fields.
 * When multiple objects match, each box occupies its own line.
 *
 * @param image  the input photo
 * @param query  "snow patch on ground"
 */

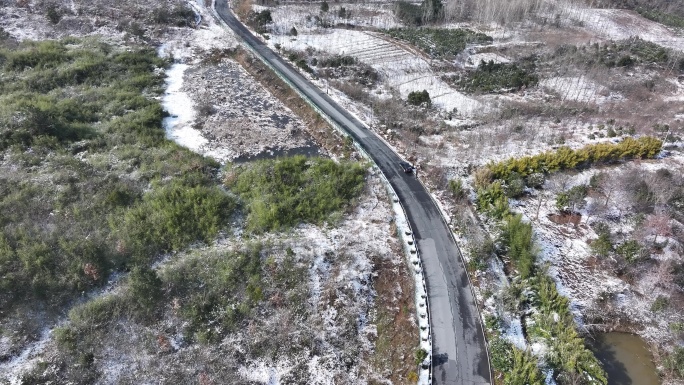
xmin=464 ymin=52 xmax=510 ymax=68
xmin=238 ymin=360 xmax=294 ymax=385
xmin=162 ymin=63 xmax=208 ymax=152
xmin=503 ymin=318 xmax=527 ymax=350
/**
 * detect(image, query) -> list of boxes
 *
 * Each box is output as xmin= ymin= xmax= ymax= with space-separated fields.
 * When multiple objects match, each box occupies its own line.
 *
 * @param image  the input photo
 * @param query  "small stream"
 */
xmin=588 ymin=332 xmax=660 ymax=385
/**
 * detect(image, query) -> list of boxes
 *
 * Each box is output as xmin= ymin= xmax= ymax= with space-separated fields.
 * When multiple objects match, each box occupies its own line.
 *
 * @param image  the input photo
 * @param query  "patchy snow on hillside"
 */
xmin=0 ymin=329 xmax=52 ymax=385
xmin=565 ymin=7 xmax=684 ymax=52
xmin=270 ymin=2 xmax=402 ymax=33
xmin=268 ymin=29 xmax=484 ymax=116
xmin=540 ymin=76 xmax=622 ymax=104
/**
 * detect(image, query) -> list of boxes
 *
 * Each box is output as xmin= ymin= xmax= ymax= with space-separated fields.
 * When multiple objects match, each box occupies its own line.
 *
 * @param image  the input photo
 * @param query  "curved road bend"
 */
xmin=214 ymin=3 xmax=491 ymax=384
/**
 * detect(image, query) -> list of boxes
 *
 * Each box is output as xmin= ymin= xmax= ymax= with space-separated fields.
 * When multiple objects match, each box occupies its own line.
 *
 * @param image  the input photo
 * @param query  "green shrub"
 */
xmin=0 ymin=38 xmax=229 ymax=327
xmin=54 ymin=326 xmax=78 ymax=351
xmin=128 ymin=265 xmax=163 ymax=318
xmin=501 ymin=214 xmax=536 ymax=278
xmin=476 ymin=181 xmax=509 ymax=219
xmin=68 ymin=295 xmax=125 ymax=329
xmin=393 ymin=1 xmax=423 ymax=26
xmin=487 ymin=137 xmax=662 ymax=181
xmin=152 ymin=4 xmax=196 ymax=27
xmin=504 ymin=348 xmax=544 ymax=385
xmin=117 ymin=180 xmax=236 ymax=260
xmin=448 ymin=178 xmax=466 ymax=200
xmin=414 ymin=348 xmax=428 ymax=365
xmin=490 ymin=338 xmax=514 ymax=372
xmin=460 ymin=60 xmax=538 ymax=93
xmin=227 ymin=156 xmax=366 ymax=232
xmin=637 ymin=7 xmax=684 ymax=28
xmin=557 ymin=185 xmax=587 ymax=212
xmin=407 ymin=89 xmax=431 ymax=106
xmin=651 ymin=295 xmax=669 ymax=312
xmin=161 ymin=245 xmax=307 ymax=342
xmin=248 ymin=10 xmax=273 ymax=33
xmin=665 ymin=346 xmax=684 ymax=378
xmin=530 ymin=274 xmax=607 ymax=385
xmin=503 ymin=172 xmax=525 ymax=198
xmin=318 ymin=55 xmax=356 ymax=68
xmin=45 ymin=5 xmax=63 ymax=24
xmin=631 ymin=179 xmax=655 ymax=213
xmin=552 ymin=38 xmax=671 ymax=69
xmin=591 ymin=233 xmax=613 ymax=258
xmin=616 ymin=240 xmax=642 ymax=262
xmin=386 ymin=28 xmax=492 ymax=58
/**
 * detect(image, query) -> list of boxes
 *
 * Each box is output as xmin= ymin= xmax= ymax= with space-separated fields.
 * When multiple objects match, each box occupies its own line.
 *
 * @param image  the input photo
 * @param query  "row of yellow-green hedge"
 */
xmin=488 ymin=136 xmax=662 ymax=181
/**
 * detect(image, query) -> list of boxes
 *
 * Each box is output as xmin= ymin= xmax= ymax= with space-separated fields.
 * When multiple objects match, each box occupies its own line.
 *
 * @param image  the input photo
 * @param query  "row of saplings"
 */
xmin=469 ymin=137 xmax=664 ymax=385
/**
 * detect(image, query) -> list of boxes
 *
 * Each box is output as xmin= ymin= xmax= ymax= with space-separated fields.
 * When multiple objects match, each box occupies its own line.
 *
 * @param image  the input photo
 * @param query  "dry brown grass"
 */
xmin=367 ymin=252 xmax=419 ymax=385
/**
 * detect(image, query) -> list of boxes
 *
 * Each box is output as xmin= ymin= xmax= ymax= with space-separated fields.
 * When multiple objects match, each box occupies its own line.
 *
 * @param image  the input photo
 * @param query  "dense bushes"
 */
xmin=487 ymin=212 xmax=607 ymax=383
xmin=528 ymin=274 xmax=608 ymax=384
xmin=160 ymin=245 xmax=308 ymax=342
xmin=393 ymin=0 xmax=444 ymax=25
xmin=386 ymin=28 xmax=492 ymax=58
xmin=115 ymin=180 xmax=235 ymax=261
xmin=487 ymin=137 xmax=662 ymax=182
xmin=501 ymin=214 xmax=536 ymax=278
xmin=551 ymin=38 xmax=675 ymax=69
xmin=151 ymin=4 xmax=196 ymax=27
xmin=0 ymin=40 xmax=167 ymax=150
xmin=393 ymin=1 xmax=424 ymax=26
xmin=489 ymin=338 xmax=544 ymax=384
xmin=638 ymin=8 xmax=684 ymax=28
xmin=0 ymin=39 xmax=226 ymax=314
xmin=247 ymin=9 xmax=273 ymax=34
xmin=459 ymin=60 xmax=538 ymax=93
xmin=226 ymin=156 xmax=366 ymax=232
xmin=407 ymin=89 xmax=431 ymax=106
xmin=476 ymin=154 xmax=609 ymax=384
xmin=318 ymin=55 xmax=356 ymax=68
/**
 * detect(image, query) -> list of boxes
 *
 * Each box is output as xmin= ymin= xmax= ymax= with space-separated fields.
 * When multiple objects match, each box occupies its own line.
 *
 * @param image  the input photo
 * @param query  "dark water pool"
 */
xmin=588 ymin=332 xmax=660 ymax=385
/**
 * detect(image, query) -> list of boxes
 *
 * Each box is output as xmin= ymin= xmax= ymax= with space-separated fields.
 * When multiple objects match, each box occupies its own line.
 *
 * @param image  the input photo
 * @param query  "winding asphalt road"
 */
xmin=214 ymin=3 xmax=491 ymax=384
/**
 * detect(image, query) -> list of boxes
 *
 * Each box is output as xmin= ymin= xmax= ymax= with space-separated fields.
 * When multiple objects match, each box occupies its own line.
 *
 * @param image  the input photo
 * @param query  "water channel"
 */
xmin=589 ymin=332 xmax=660 ymax=385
